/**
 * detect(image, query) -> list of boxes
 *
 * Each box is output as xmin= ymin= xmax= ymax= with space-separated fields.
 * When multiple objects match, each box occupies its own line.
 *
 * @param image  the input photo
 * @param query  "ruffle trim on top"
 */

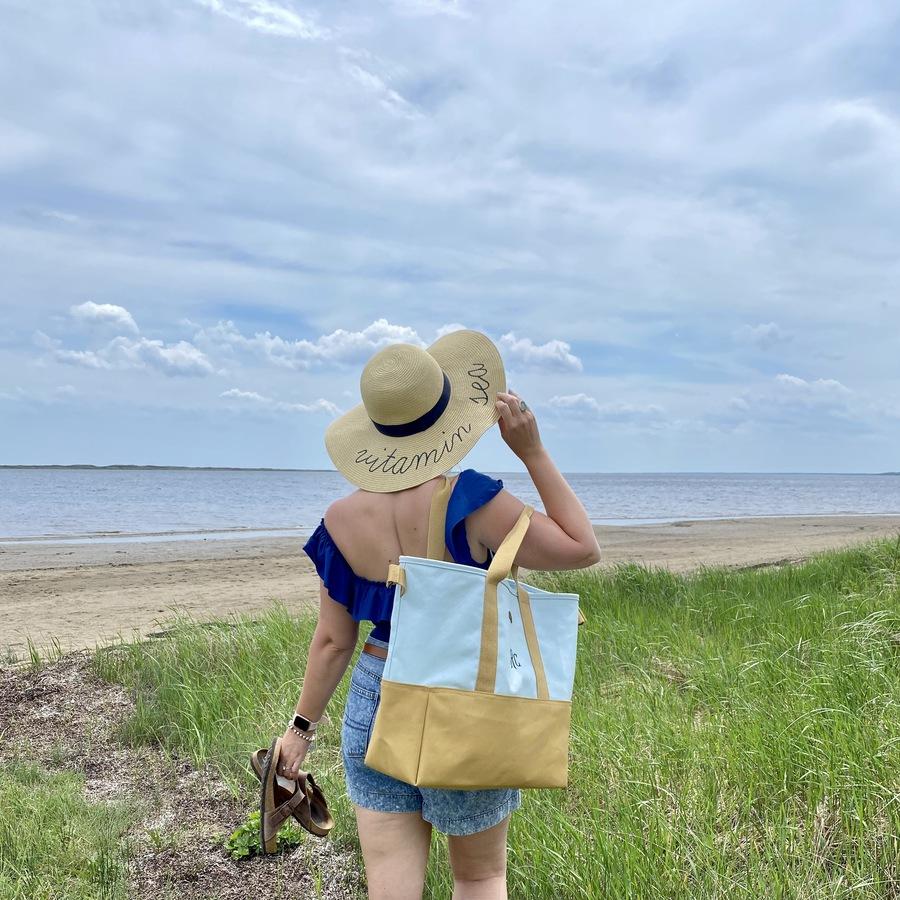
xmin=301 ymin=468 xmax=505 ymax=624
xmin=445 ymin=469 xmax=504 ymax=566
xmin=302 ymin=522 xmax=394 ymax=623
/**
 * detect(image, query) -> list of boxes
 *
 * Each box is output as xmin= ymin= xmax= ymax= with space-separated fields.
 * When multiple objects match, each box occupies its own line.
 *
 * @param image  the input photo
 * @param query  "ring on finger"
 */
xmin=519 ymin=400 xmax=529 ymax=413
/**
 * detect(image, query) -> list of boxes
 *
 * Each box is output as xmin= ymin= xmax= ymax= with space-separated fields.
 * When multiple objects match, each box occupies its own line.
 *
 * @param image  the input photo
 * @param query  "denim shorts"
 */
xmin=341 ymin=633 xmax=522 ymax=836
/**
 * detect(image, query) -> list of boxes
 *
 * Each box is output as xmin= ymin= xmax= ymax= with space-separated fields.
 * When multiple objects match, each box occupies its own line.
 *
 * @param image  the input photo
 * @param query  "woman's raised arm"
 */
xmin=467 ymin=390 xmax=601 ymax=571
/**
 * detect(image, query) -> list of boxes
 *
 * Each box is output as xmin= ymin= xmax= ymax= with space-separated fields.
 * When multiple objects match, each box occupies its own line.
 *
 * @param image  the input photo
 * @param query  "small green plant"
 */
xmin=26 ymin=638 xmax=41 ymax=670
xmin=223 ymin=808 xmax=306 ymax=859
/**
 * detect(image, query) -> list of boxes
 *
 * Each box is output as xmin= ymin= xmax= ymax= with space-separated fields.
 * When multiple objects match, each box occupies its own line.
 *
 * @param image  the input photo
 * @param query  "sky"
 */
xmin=1 ymin=0 xmax=898 ymax=473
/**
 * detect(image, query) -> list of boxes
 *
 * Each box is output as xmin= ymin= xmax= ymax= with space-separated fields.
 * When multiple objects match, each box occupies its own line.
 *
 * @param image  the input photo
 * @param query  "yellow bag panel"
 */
xmin=366 ymin=679 xmax=571 ymax=790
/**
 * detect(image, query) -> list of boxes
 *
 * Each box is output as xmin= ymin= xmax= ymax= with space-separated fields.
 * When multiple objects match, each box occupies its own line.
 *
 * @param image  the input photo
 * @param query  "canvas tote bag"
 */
xmin=364 ymin=475 xmax=584 ymax=789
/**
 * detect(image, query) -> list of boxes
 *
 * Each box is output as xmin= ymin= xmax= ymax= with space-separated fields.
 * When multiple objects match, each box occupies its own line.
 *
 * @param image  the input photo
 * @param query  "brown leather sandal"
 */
xmin=254 ymin=738 xmax=334 ymax=852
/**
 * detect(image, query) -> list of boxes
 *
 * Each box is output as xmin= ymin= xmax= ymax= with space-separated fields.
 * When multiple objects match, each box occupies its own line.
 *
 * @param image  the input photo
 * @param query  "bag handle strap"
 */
xmin=426 ymin=474 xmax=454 ymax=561
xmin=476 ymin=504 xmax=535 ymax=693
xmin=486 ymin=504 xmax=534 ymax=585
xmin=387 ymin=473 xmax=454 ymax=592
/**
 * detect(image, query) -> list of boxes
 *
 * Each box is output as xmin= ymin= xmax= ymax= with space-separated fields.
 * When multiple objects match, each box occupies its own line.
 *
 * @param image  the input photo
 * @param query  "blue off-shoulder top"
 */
xmin=302 ymin=469 xmax=504 ymax=642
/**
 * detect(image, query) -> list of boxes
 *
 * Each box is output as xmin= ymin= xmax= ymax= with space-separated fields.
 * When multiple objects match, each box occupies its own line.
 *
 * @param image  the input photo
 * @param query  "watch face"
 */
xmin=293 ymin=714 xmax=312 ymax=730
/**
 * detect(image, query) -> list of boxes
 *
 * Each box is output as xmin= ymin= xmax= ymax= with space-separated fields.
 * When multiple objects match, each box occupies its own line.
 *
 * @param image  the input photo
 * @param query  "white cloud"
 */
xmin=121 ymin=337 xmax=216 ymax=377
xmin=548 ymin=393 xmax=665 ymax=426
xmin=0 ymin=384 xmax=79 ymax=405
xmin=733 ymin=322 xmax=790 ymax=350
xmin=6 ymin=2 xmax=900 ymax=469
xmin=192 ymin=0 xmax=329 ymax=39
xmin=198 ymin=319 xmax=585 ymax=375
xmin=34 ymin=331 xmax=215 ymax=377
xmin=41 ymin=209 xmax=81 ymax=224
xmin=0 ymin=386 xmax=27 ymax=402
xmin=712 ymin=372 xmax=860 ymax=434
xmin=196 ymin=318 xmax=427 ymax=369
xmin=343 ymin=63 xmax=421 ymax=120
xmin=221 ymin=387 xmax=341 ymax=415
xmin=70 ymin=301 xmax=138 ymax=334
xmin=820 ymin=98 xmax=900 ymax=162
xmin=774 ymin=373 xmax=851 ymax=398
xmin=434 ymin=322 xmax=468 ymax=338
xmin=498 ymin=333 xmax=583 ymax=373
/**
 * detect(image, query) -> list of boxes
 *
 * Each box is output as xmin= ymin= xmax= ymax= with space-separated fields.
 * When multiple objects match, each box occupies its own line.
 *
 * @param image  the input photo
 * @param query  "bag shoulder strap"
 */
xmin=486 ymin=504 xmax=534 ymax=585
xmin=426 ymin=474 xmax=455 ymax=561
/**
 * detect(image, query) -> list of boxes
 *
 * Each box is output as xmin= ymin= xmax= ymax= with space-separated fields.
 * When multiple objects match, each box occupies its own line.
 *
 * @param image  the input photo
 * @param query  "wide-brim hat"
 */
xmin=325 ymin=329 xmax=506 ymax=492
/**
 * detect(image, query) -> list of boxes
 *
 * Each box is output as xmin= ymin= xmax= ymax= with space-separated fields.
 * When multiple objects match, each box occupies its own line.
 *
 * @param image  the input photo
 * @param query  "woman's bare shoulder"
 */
xmin=323 ymin=489 xmax=365 ymax=528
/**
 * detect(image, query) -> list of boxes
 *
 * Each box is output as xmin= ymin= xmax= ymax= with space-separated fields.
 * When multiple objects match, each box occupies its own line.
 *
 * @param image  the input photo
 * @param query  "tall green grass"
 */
xmin=93 ymin=538 xmax=900 ymax=898
xmin=0 ymin=762 xmax=132 ymax=900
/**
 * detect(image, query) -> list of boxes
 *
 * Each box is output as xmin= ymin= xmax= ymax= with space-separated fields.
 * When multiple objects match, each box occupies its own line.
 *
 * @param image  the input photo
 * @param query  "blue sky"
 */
xmin=1 ymin=0 xmax=898 ymax=472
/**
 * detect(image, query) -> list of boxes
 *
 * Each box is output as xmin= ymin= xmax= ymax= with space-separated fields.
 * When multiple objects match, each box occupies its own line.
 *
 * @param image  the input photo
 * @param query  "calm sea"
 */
xmin=2 ymin=468 xmax=900 ymax=543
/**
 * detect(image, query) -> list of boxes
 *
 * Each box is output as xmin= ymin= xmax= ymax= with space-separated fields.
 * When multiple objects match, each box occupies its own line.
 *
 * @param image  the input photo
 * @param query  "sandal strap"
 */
xmin=264 ymin=784 xmax=310 ymax=830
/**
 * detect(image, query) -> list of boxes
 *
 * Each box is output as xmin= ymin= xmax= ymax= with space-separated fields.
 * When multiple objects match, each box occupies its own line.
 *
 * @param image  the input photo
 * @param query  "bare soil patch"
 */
xmin=0 ymin=651 xmax=362 ymax=899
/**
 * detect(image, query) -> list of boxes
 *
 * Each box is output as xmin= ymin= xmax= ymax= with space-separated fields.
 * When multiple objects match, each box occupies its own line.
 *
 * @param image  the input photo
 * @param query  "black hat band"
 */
xmin=371 ymin=372 xmax=452 ymax=438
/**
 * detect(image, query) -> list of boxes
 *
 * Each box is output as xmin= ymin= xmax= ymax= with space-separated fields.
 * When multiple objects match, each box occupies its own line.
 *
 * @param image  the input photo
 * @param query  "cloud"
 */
xmin=70 ymin=301 xmax=139 ymax=334
xmin=40 ymin=209 xmax=82 ymax=224
xmin=343 ymin=62 xmax=421 ymax=120
xmin=0 ymin=384 xmax=79 ymax=404
xmin=5 ymin=3 xmax=900 ymax=469
xmin=711 ymin=372 xmax=861 ymax=434
xmin=196 ymin=318 xmax=427 ymax=369
xmin=434 ymin=323 xmax=468 ymax=338
xmin=192 ymin=0 xmax=329 ymax=39
xmin=548 ymin=393 xmax=665 ymax=426
xmin=733 ymin=322 xmax=790 ymax=351
xmin=34 ymin=331 xmax=215 ymax=377
xmin=498 ymin=333 xmax=583 ymax=373
xmin=221 ymin=387 xmax=341 ymax=415
xmin=194 ymin=319 xmax=425 ymax=369
xmin=773 ymin=373 xmax=851 ymax=398
xmin=197 ymin=318 xmax=585 ymax=375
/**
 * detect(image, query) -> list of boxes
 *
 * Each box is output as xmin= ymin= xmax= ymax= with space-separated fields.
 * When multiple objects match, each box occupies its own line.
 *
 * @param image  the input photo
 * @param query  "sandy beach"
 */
xmin=3 ymin=515 xmax=900 ymax=658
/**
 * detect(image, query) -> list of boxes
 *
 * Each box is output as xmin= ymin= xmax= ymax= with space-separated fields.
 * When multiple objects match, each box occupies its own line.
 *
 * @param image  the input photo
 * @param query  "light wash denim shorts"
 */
xmin=341 ymin=632 xmax=522 ymax=836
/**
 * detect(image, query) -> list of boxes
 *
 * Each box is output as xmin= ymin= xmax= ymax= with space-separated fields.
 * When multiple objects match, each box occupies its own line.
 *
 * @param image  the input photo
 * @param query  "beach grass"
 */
xmin=0 ymin=761 xmax=132 ymax=900
xmin=91 ymin=537 xmax=900 ymax=898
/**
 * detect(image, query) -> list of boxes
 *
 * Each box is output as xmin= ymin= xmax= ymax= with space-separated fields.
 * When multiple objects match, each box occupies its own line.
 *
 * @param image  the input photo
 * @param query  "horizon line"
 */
xmin=1 ymin=464 xmax=898 ymax=476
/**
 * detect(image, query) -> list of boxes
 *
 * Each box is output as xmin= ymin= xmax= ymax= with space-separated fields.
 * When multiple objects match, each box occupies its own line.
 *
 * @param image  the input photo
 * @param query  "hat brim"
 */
xmin=324 ymin=329 xmax=506 ymax=492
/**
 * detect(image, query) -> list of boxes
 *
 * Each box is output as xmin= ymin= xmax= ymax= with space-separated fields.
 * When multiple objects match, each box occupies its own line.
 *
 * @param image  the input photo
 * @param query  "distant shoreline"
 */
xmin=1 ymin=465 xmax=898 ymax=475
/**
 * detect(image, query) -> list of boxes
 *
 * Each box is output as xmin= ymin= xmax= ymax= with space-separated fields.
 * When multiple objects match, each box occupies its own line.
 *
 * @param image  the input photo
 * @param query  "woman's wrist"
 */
xmin=520 ymin=444 xmax=549 ymax=469
xmin=290 ymin=710 xmax=320 ymax=732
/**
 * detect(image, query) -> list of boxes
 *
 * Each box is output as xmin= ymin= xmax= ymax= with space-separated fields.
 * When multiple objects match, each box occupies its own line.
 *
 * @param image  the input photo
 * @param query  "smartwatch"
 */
xmin=291 ymin=712 xmax=319 ymax=733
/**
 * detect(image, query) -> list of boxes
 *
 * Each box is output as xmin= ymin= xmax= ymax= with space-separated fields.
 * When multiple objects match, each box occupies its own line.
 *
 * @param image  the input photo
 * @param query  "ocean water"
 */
xmin=2 ymin=468 xmax=900 ymax=543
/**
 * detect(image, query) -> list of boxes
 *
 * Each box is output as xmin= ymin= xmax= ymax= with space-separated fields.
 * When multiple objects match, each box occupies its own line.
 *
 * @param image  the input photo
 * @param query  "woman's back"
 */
xmin=322 ymin=472 xmax=488 ymax=583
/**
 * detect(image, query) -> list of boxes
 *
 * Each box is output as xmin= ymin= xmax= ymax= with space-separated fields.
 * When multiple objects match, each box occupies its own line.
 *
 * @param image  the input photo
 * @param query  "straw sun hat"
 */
xmin=325 ymin=329 xmax=506 ymax=492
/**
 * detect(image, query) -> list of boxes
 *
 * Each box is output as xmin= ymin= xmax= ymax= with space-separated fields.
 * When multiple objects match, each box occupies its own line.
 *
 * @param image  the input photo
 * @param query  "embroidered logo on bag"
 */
xmin=510 ymin=650 xmax=522 ymax=670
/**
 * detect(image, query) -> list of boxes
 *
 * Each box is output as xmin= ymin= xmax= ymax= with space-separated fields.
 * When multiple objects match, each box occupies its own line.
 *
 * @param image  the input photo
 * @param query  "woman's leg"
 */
xmin=354 ymin=804 xmax=433 ymax=900
xmin=447 ymin=813 xmax=510 ymax=900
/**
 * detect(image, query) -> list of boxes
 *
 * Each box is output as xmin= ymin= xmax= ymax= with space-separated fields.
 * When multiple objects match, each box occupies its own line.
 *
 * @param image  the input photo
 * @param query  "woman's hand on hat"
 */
xmin=496 ymin=390 xmax=544 ymax=463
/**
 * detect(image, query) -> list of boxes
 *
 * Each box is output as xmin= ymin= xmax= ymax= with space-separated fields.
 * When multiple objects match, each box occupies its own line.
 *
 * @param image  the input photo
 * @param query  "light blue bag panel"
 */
xmin=384 ymin=555 xmax=579 ymax=702
xmin=385 ymin=556 xmax=484 ymax=692
xmin=494 ymin=578 xmax=538 ymax=699
xmin=525 ymin=584 xmax=580 ymax=700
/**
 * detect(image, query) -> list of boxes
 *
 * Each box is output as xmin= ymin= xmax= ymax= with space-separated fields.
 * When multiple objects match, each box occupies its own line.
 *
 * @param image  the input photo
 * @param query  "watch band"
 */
xmin=291 ymin=712 xmax=319 ymax=733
